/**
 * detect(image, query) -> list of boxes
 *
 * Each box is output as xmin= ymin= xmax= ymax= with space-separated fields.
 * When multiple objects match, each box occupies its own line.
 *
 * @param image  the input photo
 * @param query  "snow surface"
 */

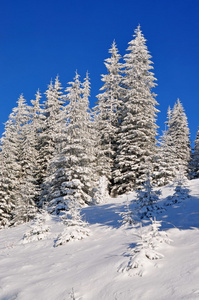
xmin=0 ymin=179 xmax=199 ymax=300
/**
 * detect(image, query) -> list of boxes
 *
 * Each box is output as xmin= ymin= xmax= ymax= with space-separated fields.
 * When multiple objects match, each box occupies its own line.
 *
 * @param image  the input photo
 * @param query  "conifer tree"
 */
xmin=168 ymin=99 xmax=191 ymax=178
xmin=65 ymin=72 xmax=96 ymax=202
xmin=189 ymin=128 xmax=199 ymax=179
xmin=112 ymin=26 xmax=159 ymax=195
xmin=0 ymin=150 xmax=15 ymax=228
xmin=30 ymin=90 xmax=45 ymax=192
xmin=81 ymin=73 xmax=99 ymax=193
xmin=54 ymin=200 xmax=90 ymax=247
xmin=44 ymin=72 xmax=95 ymax=215
xmin=0 ymin=115 xmax=20 ymax=227
xmin=0 ymin=95 xmax=37 ymax=226
xmin=22 ymin=210 xmax=51 ymax=243
xmin=38 ymin=76 xmax=65 ymax=206
xmin=118 ymin=218 xmax=171 ymax=276
xmin=136 ymin=173 xmax=161 ymax=219
xmin=156 ymin=107 xmax=177 ymax=186
xmin=119 ymin=200 xmax=136 ymax=227
xmin=95 ymin=41 xmax=124 ymax=189
xmin=11 ymin=95 xmax=38 ymax=225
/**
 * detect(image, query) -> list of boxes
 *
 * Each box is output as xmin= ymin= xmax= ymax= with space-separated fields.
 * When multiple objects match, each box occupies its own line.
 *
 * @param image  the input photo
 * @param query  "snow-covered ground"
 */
xmin=0 ymin=179 xmax=199 ymax=300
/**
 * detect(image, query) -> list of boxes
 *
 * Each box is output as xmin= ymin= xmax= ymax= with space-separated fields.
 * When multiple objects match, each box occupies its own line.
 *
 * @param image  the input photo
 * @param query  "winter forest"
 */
xmin=0 ymin=25 xmax=198 ymax=232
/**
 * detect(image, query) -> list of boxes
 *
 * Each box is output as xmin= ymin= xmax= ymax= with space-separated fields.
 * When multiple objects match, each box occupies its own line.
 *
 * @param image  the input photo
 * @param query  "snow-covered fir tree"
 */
xmin=11 ymin=95 xmax=38 ymax=225
xmin=81 ymin=72 xmax=99 ymax=192
xmin=119 ymin=199 xmax=136 ymax=227
xmin=22 ymin=210 xmax=51 ymax=243
xmin=54 ymin=199 xmax=90 ymax=246
xmin=0 ymin=115 xmax=20 ymax=227
xmin=95 ymin=41 xmax=124 ymax=191
xmin=112 ymin=25 xmax=159 ymax=195
xmin=156 ymin=107 xmax=177 ymax=186
xmin=64 ymin=72 xmax=96 ymax=203
xmin=30 ymin=90 xmax=45 ymax=197
xmin=0 ymin=150 xmax=15 ymax=228
xmin=189 ymin=128 xmax=199 ymax=179
xmin=0 ymin=95 xmax=38 ymax=226
xmin=136 ymin=173 xmax=162 ymax=219
xmin=118 ymin=218 xmax=172 ymax=276
xmin=167 ymin=99 xmax=191 ymax=178
xmin=44 ymin=72 xmax=95 ymax=215
xmin=38 ymin=76 xmax=66 ymax=206
xmin=12 ymin=125 xmax=39 ymax=225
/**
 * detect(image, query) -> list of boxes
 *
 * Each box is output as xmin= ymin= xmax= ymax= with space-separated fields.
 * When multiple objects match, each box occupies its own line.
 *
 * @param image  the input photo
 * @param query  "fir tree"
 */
xmin=54 ymin=199 xmax=90 ymax=247
xmin=189 ymin=128 xmax=199 ymax=179
xmin=0 ymin=95 xmax=37 ymax=226
xmin=38 ymin=76 xmax=66 ymax=206
xmin=0 ymin=115 xmax=19 ymax=227
xmin=0 ymin=151 xmax=15 ymax=228
xmin=156 ymin=107 xmax=177 ymax=186
xmin=22 ymin=210 xmax=51 ymax=243
xmin=81 ymin=72 xmax=98 ymax=195
xmin=136 ymin=173 xmax=162 ymax=219
xmin=95 ymin=41 xmax=124 ymax=189
xmin=118 ymin=218 xmax=172 ymax=276
xmin=44 ymin=72 xmax=95 ymax=215
xmin=30 ymin=89 xmax=45 ymax=193
xmin=119 ymin=200 xmax=136 ymax=227
xmin=11 ymin=95 xmax=38 ymax=225
xmin=112 ymin=26 xmax=159 ymax=195
xmin=168 ymin=99 xmax=191 ymax=178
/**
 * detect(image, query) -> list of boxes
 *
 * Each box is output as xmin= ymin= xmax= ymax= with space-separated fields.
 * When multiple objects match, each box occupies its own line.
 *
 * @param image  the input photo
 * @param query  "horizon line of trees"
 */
xmin=0 ymin=25 xmax=198 ymax=229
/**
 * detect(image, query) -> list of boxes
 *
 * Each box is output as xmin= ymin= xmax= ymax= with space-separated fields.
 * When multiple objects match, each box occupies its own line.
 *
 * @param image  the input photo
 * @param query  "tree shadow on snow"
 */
xmin=81 ymin=203 xmax=127 ymax=229
xmin=155 ymin=195 xmax=199 ymax=231
xmin=82 ymin=194 xmax=199 ymax=232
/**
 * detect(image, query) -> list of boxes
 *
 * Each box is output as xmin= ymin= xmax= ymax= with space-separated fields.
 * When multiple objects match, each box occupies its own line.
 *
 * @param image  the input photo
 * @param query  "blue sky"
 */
xmin=0 ymin=0 xmax=199 ymax=144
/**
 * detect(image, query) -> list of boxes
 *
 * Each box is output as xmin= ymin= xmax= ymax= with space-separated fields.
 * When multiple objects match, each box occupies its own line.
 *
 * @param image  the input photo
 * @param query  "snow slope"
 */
xmin=0 ymin=179 xmax=199 ymax=300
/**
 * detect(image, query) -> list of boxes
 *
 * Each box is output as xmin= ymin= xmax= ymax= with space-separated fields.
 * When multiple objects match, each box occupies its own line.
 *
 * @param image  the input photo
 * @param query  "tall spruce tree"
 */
xmin=38 ymin=76 xmax=65 ymax=206
xmin=156 ymin=107 xmax=177 ymax=186
xmin=95 ymin=41 xmax=124 ymax=190
xmin=189 ymin=128 xmax=199 ymax=179
xmin=81 ymin=72 xmax=99 ymax=192
xmin=112 ymin=25 xmax=159 ymax=195
xmin=168 ymin=99 xmax=191 ymax=178
xmin=30 ymin=90 xmax=44 ymax=186
xmin=44 ymin=72 xmax=95 ymax=215
xmin=0 ymin=147 xmax=16 ymax=228
xmin=0 ymin=95 xmax=37 ymax=227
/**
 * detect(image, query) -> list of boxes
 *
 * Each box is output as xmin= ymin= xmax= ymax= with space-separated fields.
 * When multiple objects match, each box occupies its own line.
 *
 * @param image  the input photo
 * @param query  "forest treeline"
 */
xmin=0 ymin=25 xmax=198 ymax=228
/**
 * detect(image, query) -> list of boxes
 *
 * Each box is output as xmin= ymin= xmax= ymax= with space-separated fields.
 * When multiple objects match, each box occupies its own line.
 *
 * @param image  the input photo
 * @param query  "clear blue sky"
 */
xmin=0 ymin=0 xmax=199 ymax=145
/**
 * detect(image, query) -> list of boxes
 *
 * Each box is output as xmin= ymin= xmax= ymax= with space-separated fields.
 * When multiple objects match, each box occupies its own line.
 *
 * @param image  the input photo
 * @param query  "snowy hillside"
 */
xmin=0 ymin=179 xmax=199 ymax=300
